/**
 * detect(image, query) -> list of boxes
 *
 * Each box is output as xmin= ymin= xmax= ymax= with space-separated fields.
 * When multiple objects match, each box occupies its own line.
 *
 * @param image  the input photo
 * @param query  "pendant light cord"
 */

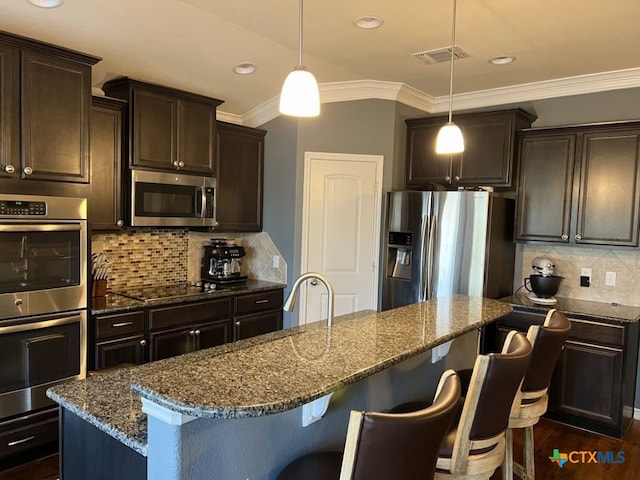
xmin=447 ymin=0 xmax=457 ymax=123
xmin=298 ymin=0 xmax=304 ymax=66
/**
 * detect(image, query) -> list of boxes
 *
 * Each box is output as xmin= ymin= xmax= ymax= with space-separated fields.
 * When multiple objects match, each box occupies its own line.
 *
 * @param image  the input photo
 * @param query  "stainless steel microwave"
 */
xmin=130 ymin=169 xmax=216 ymax=227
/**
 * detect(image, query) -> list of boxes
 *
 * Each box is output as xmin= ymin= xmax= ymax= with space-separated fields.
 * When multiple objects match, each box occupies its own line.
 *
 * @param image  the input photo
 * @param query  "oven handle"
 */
xmin=23 ymin=333 xmax=66 ymax=347
xmin=0 ymin=223 xmax=82 ymax=233
xmin=0 ymin=312 xmax=83 ymax=335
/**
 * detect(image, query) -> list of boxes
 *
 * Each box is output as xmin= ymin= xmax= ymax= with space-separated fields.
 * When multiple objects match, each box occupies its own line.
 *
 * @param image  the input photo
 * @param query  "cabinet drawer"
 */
xmin=0 ymin=409 xmax=58 ymax=460
xmin=568 ymin=318 xmax=625 ymax=347
xmin=95 ymin=311 xmax=145 ymax=339
xmin=235 ymin=290 xmax=283 ymax=316
xmin=149 ymin=298 xmax=231 ymax=330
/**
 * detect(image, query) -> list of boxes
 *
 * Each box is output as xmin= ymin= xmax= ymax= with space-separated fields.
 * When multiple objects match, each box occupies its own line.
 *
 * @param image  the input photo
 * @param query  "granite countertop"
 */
xmin=502 ymin=291 xmax=640 ymax=323
xmin=91 ymin=279 xmax=287 ymax=315
xmin=48 ymin=295 xmax=512 ymax=456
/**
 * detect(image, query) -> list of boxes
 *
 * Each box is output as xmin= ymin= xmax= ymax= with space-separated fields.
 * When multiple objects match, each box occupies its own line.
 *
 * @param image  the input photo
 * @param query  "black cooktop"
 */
xmin=113 ymin=283 xmax=206 ymax=303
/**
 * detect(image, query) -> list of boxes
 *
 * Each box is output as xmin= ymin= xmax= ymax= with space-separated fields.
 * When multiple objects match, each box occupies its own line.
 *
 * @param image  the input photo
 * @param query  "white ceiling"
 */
xmin=3 ymin=0 xmax=640 ymax=125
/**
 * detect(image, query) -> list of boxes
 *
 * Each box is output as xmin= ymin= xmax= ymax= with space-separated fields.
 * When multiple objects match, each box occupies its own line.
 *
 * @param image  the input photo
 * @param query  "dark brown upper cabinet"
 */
xmin=0 ymin=31 xmax=99 ymax=186
xmin=102 ymin=77 xmax=223 ymax=175
xmin=88 ymin=96 xmax=126 ymax=231
xmin=516 ymin=123 xmax=640 ymax=246
xmin=215 ymin=121 xmax=266 ymax=232
xmin=405 ymin=109 xmax=536 ymax=189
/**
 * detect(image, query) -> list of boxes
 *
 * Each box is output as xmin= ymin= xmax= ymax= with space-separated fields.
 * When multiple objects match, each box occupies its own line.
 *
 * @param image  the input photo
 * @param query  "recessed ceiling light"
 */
xmin=233 ymin=63 xmax=257 ymax=75
xmin=25 ymin=0 xmax=64 ymax=7
xmin=489 ymin=56 xmax=516 ymax=65
xmin=353 ymin=16 xmax=384 ymax=29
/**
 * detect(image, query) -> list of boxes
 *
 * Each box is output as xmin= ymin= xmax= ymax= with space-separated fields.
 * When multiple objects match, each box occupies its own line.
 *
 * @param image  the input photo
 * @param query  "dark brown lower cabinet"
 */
xmin=234 ymin=309 xmax=283 ymax=341
xmin=91 ymin=289 xmax=285 ymax=370
xmin=95 ymin=335 xmax=147 ymax=371
xmin=489 ymin=308 xmax=639 ymax=438
xmin=0 ymin=408 xmax=58 ymax=471
xmin=149 ymin=319 xmax=231 ymax=361
xmin=92 ymin=311 xmax=146 ymax=371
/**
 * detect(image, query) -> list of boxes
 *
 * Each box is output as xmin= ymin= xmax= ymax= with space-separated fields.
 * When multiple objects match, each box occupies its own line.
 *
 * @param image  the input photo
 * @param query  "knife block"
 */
xmin=92 ymin=279 xmax=107 ymax=297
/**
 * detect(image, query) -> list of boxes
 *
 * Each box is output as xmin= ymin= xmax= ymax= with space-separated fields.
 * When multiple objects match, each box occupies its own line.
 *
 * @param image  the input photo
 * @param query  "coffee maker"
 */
xmin=201 ymin=239 xmax=247 ymax=287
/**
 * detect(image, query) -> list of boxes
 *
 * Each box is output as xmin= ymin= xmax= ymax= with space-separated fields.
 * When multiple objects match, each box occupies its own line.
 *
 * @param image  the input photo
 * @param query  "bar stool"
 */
xmin=276 ymin=369 xmax=461 ymax=480
xmin=390 ymin=330 xmax=532 ymax=480
xmin=502 ymin=309 xmax=571 ymax=480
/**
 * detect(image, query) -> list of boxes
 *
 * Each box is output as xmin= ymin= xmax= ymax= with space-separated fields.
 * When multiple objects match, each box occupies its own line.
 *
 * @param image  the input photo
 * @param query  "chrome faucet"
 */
xmin=284 ymin=272 xmax=335 ymax=327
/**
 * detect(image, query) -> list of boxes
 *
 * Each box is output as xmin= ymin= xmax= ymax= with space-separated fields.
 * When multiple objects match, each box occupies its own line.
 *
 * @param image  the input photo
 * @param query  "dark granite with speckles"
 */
xmin=91 ymin=279 xmax=286 ymax=315
xmin=503 ymin=292 xmax=640 ymax=323
xmin=47 ymin=295 xmax=512 ymax=456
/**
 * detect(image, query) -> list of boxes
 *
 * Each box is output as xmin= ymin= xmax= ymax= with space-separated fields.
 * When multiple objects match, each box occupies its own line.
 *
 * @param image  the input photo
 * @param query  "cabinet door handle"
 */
xmin=194 ymin=329 xmax=200 ymax=336
xmin=454 ymin=175 xmax=460 ymax=181
xmin=4 ymin=164 xmax=15 ymax=174
xmin=444 ymin=176 xmax=451 ymax=182
xmin=23 ymin=166 xmax=33 ymax=176
xmin=112 ymin=322 xmax=133 ymax=328
xmin=575 ymin=234 xmax=582 ymax=241
xmin=178 ymin=161 xmax=185 ymax=168
xmin=140 ymin=339 xmax=147 ymax=346
xmin=172 ymin=160 xmax=179 ymax=169
xmin=235 ymin=321 xmax=241 ymax=326
xmin=8 ymin=436 xmax=35 ymax=447
xmin=561 ymin=234 xmax=569 ymax=241
xmin=116 ymin=220 xmax=124 ymax=227
xmin=255 ymin=299 xmax=269 ymax=304
xmin=189 ymin=330 xmax=195 ymax=336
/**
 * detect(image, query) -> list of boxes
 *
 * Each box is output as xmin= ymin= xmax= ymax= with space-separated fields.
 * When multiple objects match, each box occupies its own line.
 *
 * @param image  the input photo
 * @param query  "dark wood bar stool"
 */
xmin=276 ymin=369 xmax=461 ymax=480
xmin=502 ymin=309 xmax=571 ymax=480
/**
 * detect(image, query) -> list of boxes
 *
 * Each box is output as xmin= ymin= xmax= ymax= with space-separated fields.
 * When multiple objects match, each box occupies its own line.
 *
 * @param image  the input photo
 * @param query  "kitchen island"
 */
xmin=48 ymin=294 xmax=512 ymax=480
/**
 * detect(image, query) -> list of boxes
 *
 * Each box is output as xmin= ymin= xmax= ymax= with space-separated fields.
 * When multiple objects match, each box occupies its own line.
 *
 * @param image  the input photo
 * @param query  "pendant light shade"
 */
xmin=436 ymin=0 xmax=464 ymax=154
xmin=435 ymin=121 xmax=464 ymax=154
xmin=279 ymin=0 xmax=320 ymax=117
xmin=279 ymin=66 xmax=320 ymax=117
xmin=25 ymin=0 xmax=64 ymax=7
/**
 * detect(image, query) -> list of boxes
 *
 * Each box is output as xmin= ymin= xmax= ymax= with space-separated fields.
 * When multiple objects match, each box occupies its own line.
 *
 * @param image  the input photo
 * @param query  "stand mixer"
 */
xmin=524 ymin=257 xmax=563 ymax=305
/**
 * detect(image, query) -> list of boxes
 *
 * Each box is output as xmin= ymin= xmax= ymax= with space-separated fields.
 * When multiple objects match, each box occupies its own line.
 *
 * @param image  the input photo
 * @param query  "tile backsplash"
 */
xmin=521 ymin=244 xmax=640 ymax=306
xmin=91 ymin=229 xmax=286 ymax=291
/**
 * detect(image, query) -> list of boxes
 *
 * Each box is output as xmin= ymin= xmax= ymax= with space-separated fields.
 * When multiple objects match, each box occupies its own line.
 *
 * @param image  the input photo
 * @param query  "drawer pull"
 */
xmin=112 ymin=322 xmax=134 ymax=328
xmin=255 ymin=299 xmax=269 ymax=304
xmin=8 ymin=436 xmax=35 ymax=447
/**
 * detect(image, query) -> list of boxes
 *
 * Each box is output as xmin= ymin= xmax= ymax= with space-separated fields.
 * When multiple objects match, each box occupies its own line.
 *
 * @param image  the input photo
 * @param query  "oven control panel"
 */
xmin=0 ymin=200 xmax=47 ymax=216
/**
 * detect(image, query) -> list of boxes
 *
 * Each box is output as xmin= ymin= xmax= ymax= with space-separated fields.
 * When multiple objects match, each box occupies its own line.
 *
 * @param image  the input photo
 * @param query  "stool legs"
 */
xmin=502 ymin=426 xmax=535 ymax=480
xmin=522 ymin=425 xmax=535 ymax=479
xmin=502 ymin=428 xmax=514 ymax=480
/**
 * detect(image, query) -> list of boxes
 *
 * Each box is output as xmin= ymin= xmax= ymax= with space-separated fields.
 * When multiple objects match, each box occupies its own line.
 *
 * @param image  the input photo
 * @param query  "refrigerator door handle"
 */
xmin=420 ymin=213 xmax=436 ymax=301
xmin=427 ymin=215 xmax=436 ymax=299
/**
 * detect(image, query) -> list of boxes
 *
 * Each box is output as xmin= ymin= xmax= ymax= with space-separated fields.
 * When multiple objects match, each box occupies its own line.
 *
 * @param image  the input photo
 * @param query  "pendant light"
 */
xmin=279 ymin=0 xmax=320 ymax=117
xmin=25 ymin=0 xmax=64 ymax=7
xmin=436 ymin=0 xmax=464 ymax=154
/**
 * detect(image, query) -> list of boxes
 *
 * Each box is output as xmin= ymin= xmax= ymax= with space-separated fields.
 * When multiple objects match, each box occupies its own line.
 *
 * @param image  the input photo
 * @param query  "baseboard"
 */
xmin=635 ymin=408 xmax=640 ymax=420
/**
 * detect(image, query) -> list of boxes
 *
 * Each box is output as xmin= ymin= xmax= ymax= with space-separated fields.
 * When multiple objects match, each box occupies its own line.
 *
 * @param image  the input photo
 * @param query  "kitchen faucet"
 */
xmin=284 ymin=272 xmax=335 ymax=327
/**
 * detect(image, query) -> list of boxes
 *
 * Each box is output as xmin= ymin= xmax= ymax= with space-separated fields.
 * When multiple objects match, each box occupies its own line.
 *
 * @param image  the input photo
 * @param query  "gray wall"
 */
xmin=261 ymin=99 xmax=422 ymax=328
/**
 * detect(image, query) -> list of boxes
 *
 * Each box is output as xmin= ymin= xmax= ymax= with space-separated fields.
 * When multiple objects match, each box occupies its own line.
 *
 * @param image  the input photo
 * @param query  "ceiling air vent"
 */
xmin=413 ymin=45 xmax=470 ymax=64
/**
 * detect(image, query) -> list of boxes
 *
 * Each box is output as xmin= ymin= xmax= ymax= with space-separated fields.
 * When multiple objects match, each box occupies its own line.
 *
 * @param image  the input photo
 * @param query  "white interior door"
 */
xmin=299 ymin=152 xmax=383 ymax=325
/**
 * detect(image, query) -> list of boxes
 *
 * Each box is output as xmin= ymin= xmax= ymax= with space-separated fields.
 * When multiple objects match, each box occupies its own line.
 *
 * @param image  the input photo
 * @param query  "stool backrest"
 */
xmin=521 ymin=309 xmax=571 ymax=393
xmin=341 ymin=369 xmax=461 ymax=480
xmin=450 ymin=331 xmax=532 ymax=474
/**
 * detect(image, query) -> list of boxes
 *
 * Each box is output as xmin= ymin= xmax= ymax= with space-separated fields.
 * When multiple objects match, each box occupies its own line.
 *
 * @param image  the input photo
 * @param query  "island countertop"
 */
xmin=47 ymin=294 xmax=512 ymax=456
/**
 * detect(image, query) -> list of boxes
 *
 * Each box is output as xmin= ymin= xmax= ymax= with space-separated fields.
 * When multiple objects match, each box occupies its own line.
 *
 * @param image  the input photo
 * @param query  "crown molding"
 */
xmin=227 ymin=67 xmax=640 ymax=127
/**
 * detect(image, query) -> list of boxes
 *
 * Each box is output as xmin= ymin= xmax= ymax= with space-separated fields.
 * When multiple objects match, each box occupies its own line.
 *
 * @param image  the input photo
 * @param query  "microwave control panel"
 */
xmin=0 ymin=200 xmax=47 ymax=216
xmin=204 ymin=187 xmax=215 ymax=218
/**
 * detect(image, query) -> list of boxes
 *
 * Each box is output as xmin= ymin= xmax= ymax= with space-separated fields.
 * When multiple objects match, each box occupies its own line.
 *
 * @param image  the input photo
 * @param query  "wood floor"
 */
xmin=0 ymin=418 xmax=637 ymax=479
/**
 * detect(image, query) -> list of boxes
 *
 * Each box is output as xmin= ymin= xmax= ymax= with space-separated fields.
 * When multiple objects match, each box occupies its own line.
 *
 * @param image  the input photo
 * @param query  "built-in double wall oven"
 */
xmin=0 ymin=194 xmax=87 ymax=453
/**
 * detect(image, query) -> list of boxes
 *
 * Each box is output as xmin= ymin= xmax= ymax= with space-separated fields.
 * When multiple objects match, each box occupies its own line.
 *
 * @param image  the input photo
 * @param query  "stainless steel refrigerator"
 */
xmin=381 ymin=190 xmax=515 ymax=310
